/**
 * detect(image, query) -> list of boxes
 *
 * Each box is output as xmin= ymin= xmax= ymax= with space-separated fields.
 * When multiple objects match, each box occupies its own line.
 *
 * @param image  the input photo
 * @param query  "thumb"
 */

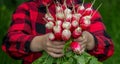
xmin=74 ymin=35 xmax=85 ymax=42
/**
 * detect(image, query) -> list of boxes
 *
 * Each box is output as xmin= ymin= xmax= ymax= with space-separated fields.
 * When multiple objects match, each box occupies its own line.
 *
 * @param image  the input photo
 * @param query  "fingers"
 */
xmin=74 ymin=36 xmax=87 ymax=46
xmin=45 ymin=41 xmax=64 ymax=58
xmin=75 ymin=43 xmax=86 ymax=54
xmin=44 ymin=40 xmax=65 ymax=58
xmin=47 ymin=50 xmax=64 ymax=58
xmin=52 ymin=45 xmax=64 ymax=49
xmin=46 ymin=40 xmax=65 ymax=47
xmin=80 ymin=47 xmax=85 ymax=53
xmin=74 ymin=31 xmax=89 ymax=42
xmin=46 ymin=41 xmax=64 ymax=49
xmin=74 ymin=35 xmax=85 ymax=42
xmin=80 ymin=43 xmax=86 ymax=51
xmin=74 ymin=32 xmax=88 ymax=45
xmin=47 ymin=47 xmax=63 ymax=54
xmin=52 ymin=41 xmax=65 ymax=45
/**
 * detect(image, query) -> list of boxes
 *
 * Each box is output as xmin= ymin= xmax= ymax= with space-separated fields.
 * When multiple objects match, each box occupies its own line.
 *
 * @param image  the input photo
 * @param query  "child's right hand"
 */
xmin=30 ymin=33 xmax=65 ymax=58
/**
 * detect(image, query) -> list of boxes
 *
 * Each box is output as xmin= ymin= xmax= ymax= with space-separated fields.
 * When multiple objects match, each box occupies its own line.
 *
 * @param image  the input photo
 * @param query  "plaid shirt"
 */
xmin=2 ymin=0 xmax=114 ymax=64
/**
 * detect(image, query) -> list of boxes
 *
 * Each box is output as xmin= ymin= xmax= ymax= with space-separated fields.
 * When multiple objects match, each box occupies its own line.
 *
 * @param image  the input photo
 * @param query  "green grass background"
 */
xmin=0 ymin=0 xmax=120 ymax=64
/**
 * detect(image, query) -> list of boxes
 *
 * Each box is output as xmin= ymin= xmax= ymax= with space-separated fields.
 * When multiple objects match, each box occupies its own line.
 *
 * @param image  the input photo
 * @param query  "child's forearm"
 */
xmin=30 ymin=34 xmax=48 ymax=52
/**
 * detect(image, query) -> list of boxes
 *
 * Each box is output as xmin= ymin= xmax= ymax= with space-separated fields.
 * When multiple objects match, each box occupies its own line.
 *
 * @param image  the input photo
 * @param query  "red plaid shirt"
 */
xmin=2 ymin=0 xmax=114 ymax=64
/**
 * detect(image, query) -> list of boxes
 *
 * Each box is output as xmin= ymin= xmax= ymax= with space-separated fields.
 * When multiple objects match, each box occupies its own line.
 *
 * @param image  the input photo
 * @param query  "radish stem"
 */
xmin=91 ymin=3 xmax=102 ymax=18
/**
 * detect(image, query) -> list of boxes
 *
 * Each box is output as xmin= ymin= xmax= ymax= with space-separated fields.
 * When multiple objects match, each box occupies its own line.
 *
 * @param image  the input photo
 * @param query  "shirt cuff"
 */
xmin=24 ymin=35 xmax=36 ymax=52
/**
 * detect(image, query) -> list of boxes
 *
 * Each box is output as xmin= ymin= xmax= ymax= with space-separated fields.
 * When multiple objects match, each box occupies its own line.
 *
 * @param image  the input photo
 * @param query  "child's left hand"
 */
xmin=74 ymin=31 xmax=95 ymax=54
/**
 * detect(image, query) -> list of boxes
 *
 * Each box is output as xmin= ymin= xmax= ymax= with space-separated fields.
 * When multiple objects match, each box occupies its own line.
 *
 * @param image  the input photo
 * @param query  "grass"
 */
xmin=0 ymin=0 xmax=120 ymax=64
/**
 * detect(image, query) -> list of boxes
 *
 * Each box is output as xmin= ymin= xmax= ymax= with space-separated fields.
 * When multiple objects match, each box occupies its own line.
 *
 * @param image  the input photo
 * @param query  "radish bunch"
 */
xmin=33 ymin=0 xmax=103 ymax=64
xmin=44 ymin=0 xmax=101 ymax=53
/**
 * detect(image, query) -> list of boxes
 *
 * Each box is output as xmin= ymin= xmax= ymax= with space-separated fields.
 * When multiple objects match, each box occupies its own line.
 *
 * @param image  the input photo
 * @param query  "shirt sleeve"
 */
xmin=2 ymin=2 xmax=36 ymax=59
xmin=87 ymin=9 xmax=114 ymax=61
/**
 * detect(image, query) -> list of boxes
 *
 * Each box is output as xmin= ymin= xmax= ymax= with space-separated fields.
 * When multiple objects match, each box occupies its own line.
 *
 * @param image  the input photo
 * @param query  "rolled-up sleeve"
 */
xmin=87 ymin=10 xmax=114 ymax=61
xmin=2 ymin=3 xmax=35 ymax=59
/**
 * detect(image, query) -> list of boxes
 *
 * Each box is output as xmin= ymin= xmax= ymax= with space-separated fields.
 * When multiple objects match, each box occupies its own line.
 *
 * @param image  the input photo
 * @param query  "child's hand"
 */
xmin=74 ymin=31 xmax=95 ymax=54
xmin=30 ymin=33 xmax=65 ymax=58
xmin=42 ymin=37 xmax=65 ymax=58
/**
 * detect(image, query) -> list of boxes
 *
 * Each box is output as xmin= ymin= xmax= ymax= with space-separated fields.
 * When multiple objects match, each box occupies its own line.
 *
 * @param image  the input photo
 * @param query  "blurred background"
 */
xmin=0 ymin=0 xmax=120 ymax=64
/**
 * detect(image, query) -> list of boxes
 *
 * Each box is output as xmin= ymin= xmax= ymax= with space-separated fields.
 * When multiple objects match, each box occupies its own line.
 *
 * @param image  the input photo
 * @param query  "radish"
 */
xmin=65 ymin=14 xmax=72 ymax=22
xmin=42 ymin=0 xmax=51 ymax=6
xmin=70 ymin=41 xmax=81 ymax=54
xmin=55 ymin=20 xmax=63 ymax=26
xmin=79 ymin=16 xmax=91 ymax=30
xmin=83 ymin=0 xmax=96 ymax=16
xmin=91 ymin=3 xmax=103 ymax=18
xmin=72 ymin=13 xmax=82 ymax=21
xmin=62 ymin=0 xmax=72 ymax=22
xmin=63 ymin=0 xmax=72 ymax=22
xmin=45 ymin=21 xmax=54 ymax=29
xmin=64 ymin=8 xmax=72 ymax=15
xmin=45 ymin=14 xmax=54 ymax=21
xmin=62 ymin=3 xmax=67 ymax=10
xmin=48 ymin=33 xmax=55 ymax=41
xmin=62 ymin=0 xmax=67 ymax=10
xmin=83 ymin=7 xmax=93 ymax=16
xmin=45 ymin=4 xmax=55 ymax=21
xmin=56 ymin=12 xmax=65 ymax=20
xmin=71 ymin=20 xmax=79 ymax=29
xmin=55 ymin=2 xmax=65 ymax=20
xmin=62 ymin=29 xmax=71 ymax=41
xmin=62 ymin=21 xmax=71 ymax=29
xmin=53 ymin=26 xmax=62 ymax=40
xmin=83 ymin=16 xmax=92 ymax=20
xmin=56 ymin=5 xmax=63 ymax=13
xmin=77 ymin=0 xmax=85 ymax=14
xmin=70 ymin=0 xmax=76 ymax=14
xmin=77 ymin=5 xmax=85 ymax=14
xmin=83 ymin=3 xmax=102 ymax=21
xmin=72 ymin=27 xmax=82 ymax=39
